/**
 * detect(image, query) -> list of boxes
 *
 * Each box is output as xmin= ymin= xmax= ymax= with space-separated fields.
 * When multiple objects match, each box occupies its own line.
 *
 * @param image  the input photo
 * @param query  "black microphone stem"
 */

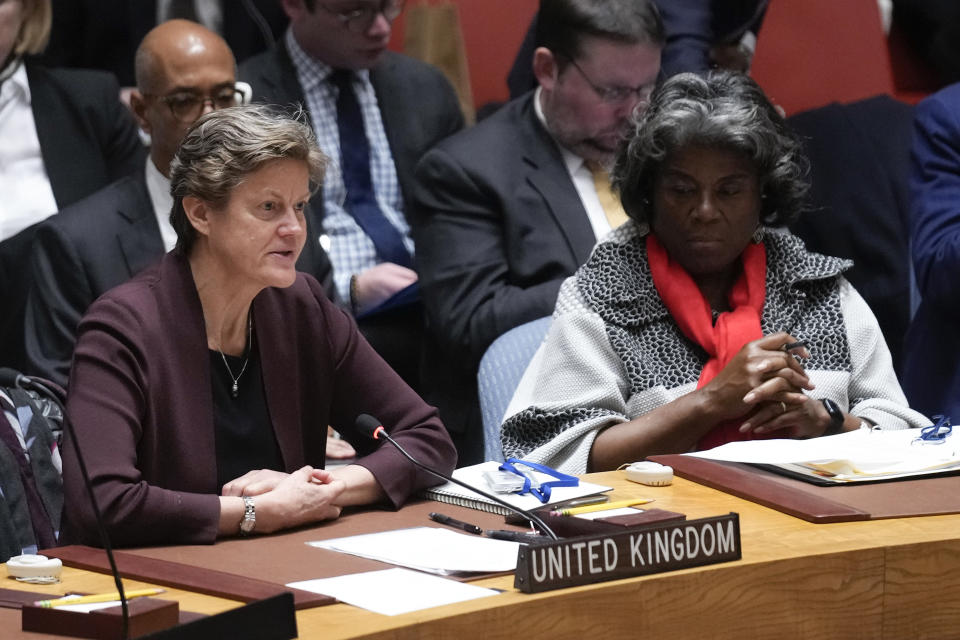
xmin=375 ymin=430 xmax=559 ymax=540
xmin=26 ymin=377 xmax=129 ymax=639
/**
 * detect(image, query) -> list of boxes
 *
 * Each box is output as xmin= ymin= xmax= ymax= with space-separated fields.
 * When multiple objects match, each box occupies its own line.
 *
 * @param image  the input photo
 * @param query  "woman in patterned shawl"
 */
xmin=500 ymin=71 xmax=928 ymax=473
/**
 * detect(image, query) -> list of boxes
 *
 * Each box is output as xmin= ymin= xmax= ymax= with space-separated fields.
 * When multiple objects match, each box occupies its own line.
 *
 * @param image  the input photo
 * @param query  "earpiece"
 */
xmin=624 ymin=461 xmax=673 ymax=486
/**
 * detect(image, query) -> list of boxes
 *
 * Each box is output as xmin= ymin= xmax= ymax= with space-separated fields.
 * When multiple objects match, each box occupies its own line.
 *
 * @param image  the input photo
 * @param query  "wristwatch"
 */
xmin=239 ymin=496 xmax=256 ymax=535
xmin=821 ymin=399 xmax=845 ymax=435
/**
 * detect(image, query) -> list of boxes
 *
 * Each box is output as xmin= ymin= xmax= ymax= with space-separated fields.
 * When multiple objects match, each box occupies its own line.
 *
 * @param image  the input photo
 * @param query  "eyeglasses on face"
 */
xmin=562 ymin=55 xmax=655 ymax=105
xmin=317 ymin=0 xmax=405 ymax=34
xmin=144 ymin=86 xmax=244 ymax=123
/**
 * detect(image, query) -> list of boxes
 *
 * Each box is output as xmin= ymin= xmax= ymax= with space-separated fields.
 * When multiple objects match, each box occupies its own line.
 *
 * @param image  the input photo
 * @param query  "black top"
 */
xmin=209 ymin=340 xmax=283 ymax=491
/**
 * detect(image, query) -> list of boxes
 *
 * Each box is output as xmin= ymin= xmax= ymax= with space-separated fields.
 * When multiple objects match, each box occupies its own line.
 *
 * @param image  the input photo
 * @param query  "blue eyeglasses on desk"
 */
xmin=913 ymin=415 xmax=952 ymax=445
xmin=498 ymin=458 xmax=578 ymax=503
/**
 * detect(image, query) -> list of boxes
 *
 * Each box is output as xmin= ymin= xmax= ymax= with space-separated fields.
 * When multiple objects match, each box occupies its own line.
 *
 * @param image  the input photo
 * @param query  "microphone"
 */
xmin=0 ymin=369 xmax=130 ymax=638
xmin=355 ymin=414 xmax=559 ymax=540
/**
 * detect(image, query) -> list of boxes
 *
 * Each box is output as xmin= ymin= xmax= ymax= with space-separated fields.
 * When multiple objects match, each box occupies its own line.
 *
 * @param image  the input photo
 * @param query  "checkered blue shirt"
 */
xmin=286 ymin=30 xmax=414 ymax=301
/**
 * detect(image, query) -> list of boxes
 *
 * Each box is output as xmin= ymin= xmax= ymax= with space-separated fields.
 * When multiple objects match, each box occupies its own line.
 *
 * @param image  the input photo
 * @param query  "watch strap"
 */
xmin=821 ymin=398 xmax=844 ymax=435
xmin=239 ymin=496 xmax=256 ymax=535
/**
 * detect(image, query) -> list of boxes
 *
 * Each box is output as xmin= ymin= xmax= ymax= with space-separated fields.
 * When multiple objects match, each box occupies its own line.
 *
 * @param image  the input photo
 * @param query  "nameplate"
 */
xmin=514 ymin=512 xmax=741 ymax=593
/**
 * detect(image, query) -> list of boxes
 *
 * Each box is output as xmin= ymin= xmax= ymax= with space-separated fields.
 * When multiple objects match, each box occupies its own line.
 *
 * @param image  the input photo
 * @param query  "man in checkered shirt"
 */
xmin=240 ymin=0 xmax=464 ymax=390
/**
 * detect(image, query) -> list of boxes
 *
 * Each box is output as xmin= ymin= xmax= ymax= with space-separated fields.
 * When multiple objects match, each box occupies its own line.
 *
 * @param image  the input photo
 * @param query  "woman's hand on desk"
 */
xmin=222 ymin=469 xmax=293 ymax=497
xmin=326 ymin=435 xmax=357 ymax=459
xmin=233 ymin=466 xmax=346 ymax=535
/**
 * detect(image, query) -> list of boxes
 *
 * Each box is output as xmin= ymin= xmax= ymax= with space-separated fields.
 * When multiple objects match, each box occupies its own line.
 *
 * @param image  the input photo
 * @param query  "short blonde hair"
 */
xmin=15 ymin=0 xmax=52 ymax=56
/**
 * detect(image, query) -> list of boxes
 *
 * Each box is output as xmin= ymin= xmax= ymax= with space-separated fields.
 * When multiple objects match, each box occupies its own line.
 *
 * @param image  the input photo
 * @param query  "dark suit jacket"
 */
xmin=0 ymin=60 xmax=143 ymax=370
xmin=24 ymin=169 xmax=336 ymax=388
xmin=902 ymin=82 xmax=960 ymax=418
xmin=786 ymin=96 xmax=915 ymax=371
xmin=24 ymin=61 xmax=145 ymax=208
xmin=239 ymin=42 xmax=464 ymax=388
xmin=62 ymin=252 xmax=456 ymax=547
xmin=411 ymin=92 xmax=597 ymax=462
xmin=41 ymin=0 xmax=289 ymax=86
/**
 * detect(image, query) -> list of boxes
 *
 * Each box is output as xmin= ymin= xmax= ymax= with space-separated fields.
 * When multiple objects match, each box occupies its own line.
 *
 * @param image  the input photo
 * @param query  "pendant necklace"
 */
xmin=219 ymin=314 xmax=252 ymax=398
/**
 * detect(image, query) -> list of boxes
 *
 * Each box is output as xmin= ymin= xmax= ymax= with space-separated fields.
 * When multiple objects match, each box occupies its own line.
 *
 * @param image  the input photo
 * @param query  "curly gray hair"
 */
xmin=612 ymin=71 xmax=808 ymax=227
xmin=169 ymin=104 xmax=327 ymax=254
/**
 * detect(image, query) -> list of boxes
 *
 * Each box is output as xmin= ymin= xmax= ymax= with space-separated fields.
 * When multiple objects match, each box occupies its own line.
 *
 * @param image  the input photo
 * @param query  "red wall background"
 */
xmin=387 ymin=0 xmax=539 ymax=109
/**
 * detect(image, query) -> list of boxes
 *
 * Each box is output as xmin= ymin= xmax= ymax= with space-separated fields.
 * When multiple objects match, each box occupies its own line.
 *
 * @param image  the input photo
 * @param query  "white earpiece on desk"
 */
xmin=624 ymin=461 xmax=673 ymax=486
xmin=6 ymin=554 xmax=62 ymax=583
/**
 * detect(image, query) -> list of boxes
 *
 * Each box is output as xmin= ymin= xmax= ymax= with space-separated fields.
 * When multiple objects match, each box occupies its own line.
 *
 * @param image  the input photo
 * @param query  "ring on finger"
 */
xmin=780 ymin=401 xmax=787 ymax=414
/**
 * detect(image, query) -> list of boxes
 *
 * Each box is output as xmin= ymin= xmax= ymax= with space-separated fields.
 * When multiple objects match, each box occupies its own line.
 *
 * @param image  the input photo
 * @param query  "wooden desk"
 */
xmin=4 ymin=471 xmax=959 ymax=639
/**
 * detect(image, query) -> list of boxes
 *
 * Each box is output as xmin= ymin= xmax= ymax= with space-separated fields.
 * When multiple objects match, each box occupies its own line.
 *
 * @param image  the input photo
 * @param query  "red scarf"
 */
xmin=646 ymin=234 xmax=771 ymax=449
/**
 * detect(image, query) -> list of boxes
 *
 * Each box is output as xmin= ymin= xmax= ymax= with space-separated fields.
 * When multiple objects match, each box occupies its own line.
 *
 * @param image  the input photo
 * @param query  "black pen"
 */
xmin=783 ymin=341 xmax=809 ymax=352
xmin=429 ymin=512 xmax=482 ymax=535
xmin=485 ymin=529 xmax=540 ymax=543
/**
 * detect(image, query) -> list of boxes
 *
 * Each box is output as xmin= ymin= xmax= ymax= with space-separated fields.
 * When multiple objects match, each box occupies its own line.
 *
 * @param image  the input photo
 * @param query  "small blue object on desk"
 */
xmin=497 ymin=458 xmax=578 ymax=503
xmin=913 ymin=415 xmax=952 ymax=445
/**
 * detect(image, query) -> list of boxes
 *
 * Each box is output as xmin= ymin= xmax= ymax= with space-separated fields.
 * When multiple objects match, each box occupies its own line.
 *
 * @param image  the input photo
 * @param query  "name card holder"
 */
xmin=514 ymin=512 xmax=741 ymax=593
xmin=22 ymin=597 xmax=179 ymax=639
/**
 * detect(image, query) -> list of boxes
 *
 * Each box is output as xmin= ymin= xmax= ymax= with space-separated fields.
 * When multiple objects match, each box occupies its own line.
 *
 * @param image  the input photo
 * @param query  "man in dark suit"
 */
xmin=40 ymin=0 xmax=289 ymax=87
xmin=901 ymin=81 xmax=960 ymax=420
xmin=25 ymin=20 xmax=332 ymax=387
xmin=412 ymin=0 xmax=664 ymax=462
xmin=0 ymin=0 xmax=144 ymax=370
xmin=239 ymin=0 xmax=464 ymax=391
xmin=786 ymin=96 xmax=916 ymax=372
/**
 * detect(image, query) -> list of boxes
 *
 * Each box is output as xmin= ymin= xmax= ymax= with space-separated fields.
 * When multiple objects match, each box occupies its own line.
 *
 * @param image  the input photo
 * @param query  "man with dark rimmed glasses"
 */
xmin=411 ymin=0 xmax=664 ymax=464
xmin=240 ymin=0 xmax=464 ymax=393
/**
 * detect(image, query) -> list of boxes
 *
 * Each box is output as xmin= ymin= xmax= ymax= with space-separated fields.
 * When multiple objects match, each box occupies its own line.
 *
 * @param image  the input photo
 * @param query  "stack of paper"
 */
xmin=688 ymin=426 xmax=960 ymax=483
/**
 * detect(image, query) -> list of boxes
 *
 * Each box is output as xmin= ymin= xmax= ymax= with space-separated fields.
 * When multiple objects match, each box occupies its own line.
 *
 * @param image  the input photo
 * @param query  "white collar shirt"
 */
xmin=144 ymin=156 xmax=177 ymax=252
xmin=533 ymin=86 xmax=612 ymax=244
xmin=0 ymin=61 xmax=59 ymax=241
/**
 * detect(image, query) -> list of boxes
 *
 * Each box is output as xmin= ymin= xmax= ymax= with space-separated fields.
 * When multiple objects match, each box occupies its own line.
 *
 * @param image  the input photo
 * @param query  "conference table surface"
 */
xmin=4 ymin=470 xmax=959 ymax=639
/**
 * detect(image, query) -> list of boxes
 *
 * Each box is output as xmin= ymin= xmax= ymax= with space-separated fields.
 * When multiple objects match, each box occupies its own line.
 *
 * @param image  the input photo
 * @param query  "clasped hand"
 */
xmin=700 ymin=332 xmax=833 ymax=439
xmin=222 ymin=466 xmax=345 ymax=534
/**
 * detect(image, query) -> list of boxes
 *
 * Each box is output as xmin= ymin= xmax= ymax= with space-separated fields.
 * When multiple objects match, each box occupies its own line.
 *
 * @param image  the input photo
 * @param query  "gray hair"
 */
xmin=613 ymin=71 xmax=809 ymax=226
xmin=168 ymin=104 xmax=327 ymax=254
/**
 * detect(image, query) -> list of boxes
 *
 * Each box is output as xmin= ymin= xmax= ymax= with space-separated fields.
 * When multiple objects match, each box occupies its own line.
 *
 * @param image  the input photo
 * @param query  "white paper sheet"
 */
xmin=689 ymin=427 xmax=952 ymax=464
xmin=287 ymin=568 xmax=500 ymax=616
xmin=687 ymin=426 xmax=960 ymax=481
xmin=307 ymin=527 xmax=520 ymax=575
xmin=50 ymin=600 xmax=127 ymax=613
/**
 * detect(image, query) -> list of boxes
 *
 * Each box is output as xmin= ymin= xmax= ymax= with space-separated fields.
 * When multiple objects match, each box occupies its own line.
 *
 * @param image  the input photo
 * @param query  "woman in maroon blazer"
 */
xmin=61 ymin=105 xmax=457 ymax=546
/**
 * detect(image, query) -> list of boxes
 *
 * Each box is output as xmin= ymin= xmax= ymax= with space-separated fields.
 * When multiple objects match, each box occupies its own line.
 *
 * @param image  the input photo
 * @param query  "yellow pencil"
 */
xmin=551 ymin=498 xmax=654 ymax=516
xmin=36 ymin=588 xmax=165 ymax=608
